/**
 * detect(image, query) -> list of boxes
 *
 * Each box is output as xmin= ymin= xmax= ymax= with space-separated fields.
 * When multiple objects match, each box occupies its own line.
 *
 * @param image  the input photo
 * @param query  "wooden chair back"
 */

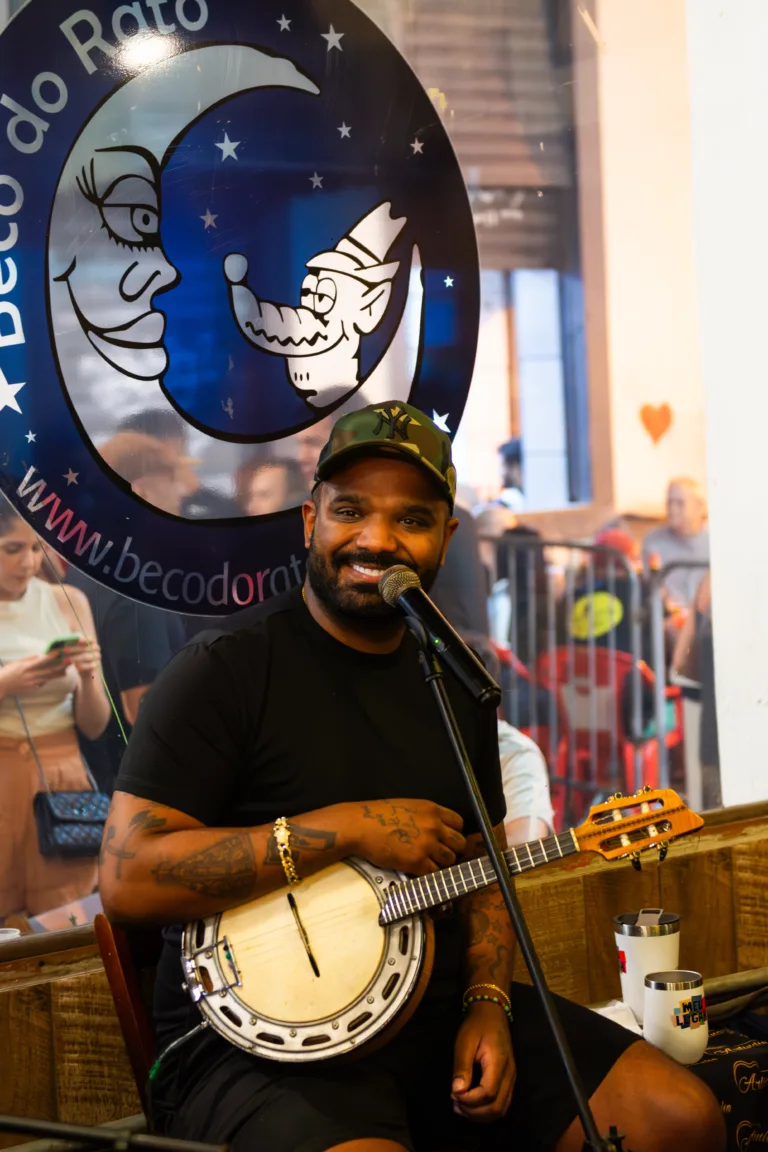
xmin=94 ymin=912 xmax=163 ymax=1117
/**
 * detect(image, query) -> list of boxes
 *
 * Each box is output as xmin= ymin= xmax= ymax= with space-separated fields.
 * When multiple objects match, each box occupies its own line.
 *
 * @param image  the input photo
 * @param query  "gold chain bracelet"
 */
xmin=273 ymin=817 xmax=301 ymax=886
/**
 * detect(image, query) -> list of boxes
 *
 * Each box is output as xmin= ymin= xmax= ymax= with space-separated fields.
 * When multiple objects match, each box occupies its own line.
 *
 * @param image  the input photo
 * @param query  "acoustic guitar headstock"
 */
xmin=572 ymin=788 xmax=704 ymax=868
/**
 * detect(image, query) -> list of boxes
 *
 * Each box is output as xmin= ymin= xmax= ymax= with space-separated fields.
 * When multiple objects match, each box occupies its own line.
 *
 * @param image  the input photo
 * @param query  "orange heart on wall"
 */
xmin=640 ymin=403 xmax=673 ymax=444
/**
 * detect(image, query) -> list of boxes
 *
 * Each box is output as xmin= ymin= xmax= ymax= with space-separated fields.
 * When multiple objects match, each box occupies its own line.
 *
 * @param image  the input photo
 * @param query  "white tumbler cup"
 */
xmin=613 ymin=910 xmax=680 ymax=1025
xmin=643 ymin=971 xmax=709 ymax=1065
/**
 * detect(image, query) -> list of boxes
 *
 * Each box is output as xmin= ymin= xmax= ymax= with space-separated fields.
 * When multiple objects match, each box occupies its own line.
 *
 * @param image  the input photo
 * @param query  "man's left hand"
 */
xmin=451 ymin=1001 xmax=516 ymax=1123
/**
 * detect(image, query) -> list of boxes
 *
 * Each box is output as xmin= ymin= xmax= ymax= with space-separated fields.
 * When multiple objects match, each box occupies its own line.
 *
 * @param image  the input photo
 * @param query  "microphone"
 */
xmin=378 ymin=565 xmax=502 ymax=707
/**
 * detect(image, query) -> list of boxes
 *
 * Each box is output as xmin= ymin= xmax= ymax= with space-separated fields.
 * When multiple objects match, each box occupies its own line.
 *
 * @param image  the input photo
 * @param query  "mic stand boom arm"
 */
xmin=405 ymin=618 xmax=625 ymax=1152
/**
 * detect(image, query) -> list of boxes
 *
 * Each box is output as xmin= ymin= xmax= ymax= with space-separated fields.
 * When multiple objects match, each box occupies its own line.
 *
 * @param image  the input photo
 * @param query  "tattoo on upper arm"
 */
xmin=99 ymin=808 xmax=168 ymax=878
xmin=152 ymin=834 xmax=258 ymax=899
xmin=263 ymin=824 xmax=338 ymax=866
xmin=360 ymin=803 xmax=420 ymax=847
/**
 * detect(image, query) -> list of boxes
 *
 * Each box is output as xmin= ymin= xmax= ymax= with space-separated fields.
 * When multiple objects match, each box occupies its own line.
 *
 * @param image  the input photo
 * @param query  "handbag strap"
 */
xmin=0 ymin=656 xmax=99 ymax=793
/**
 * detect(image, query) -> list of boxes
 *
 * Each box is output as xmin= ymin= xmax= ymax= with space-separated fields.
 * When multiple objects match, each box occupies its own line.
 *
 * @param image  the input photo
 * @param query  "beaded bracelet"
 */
xmin=462 ymin=983 xmax=513 ymax=1021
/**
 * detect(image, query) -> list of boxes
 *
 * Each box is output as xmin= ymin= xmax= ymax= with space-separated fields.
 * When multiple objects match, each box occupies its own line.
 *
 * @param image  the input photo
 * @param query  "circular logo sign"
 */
xmin=0 ymin=0 xmax=478 ymax=613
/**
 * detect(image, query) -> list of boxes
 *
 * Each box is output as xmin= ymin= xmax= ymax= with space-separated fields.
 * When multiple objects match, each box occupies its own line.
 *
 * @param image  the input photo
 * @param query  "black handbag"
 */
xmin=6 ymin=679 xmax=109 ymax=859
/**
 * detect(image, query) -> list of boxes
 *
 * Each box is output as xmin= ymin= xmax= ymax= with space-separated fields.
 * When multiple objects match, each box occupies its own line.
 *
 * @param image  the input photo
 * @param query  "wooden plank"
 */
xmin=583 ymin=859 xmax=662 ymax=1003
xmin=732 ymin=840 xmax=768 ymax=971
xmin=50 ymin=971 xmax=141 ymax=1126
xmin=513 ymin=876 xmax=590 ymax=1003
xmin=659 ymin=847 xmax=736 ymax=978
xmin=0 ymin=982 xmax=55 ymax=1150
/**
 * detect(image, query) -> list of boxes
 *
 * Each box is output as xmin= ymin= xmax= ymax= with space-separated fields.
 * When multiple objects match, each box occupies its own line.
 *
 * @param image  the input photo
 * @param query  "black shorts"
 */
xmin=164 ymin=984 xmax=639 ymax=1152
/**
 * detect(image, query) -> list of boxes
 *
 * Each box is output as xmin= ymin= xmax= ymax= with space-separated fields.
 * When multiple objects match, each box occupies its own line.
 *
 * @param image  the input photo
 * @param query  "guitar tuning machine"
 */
xmin=630 ymin=852 xmax=642 ymax=872
xmin=656 ymin=841 xmax=669 ymax=863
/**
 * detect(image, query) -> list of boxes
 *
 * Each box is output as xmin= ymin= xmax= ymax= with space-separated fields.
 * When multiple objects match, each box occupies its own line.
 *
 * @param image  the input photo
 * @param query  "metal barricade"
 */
xmin=648 ymin=560 xmax=710 ymax=788
xmin=492 ymin=538 xmax=644 ymax=825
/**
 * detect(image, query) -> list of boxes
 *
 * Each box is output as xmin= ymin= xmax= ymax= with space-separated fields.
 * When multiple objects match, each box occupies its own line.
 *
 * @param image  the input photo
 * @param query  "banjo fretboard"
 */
xmin=378 ymin=829 xmax=580 ymax=925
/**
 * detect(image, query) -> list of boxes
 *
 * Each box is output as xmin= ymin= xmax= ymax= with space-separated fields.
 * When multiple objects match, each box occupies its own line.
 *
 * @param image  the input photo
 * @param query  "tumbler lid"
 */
xmin=644 ymin=970 xmax=702 ymax=991
xmin=613 ymin=911 xmax=680 ymax=937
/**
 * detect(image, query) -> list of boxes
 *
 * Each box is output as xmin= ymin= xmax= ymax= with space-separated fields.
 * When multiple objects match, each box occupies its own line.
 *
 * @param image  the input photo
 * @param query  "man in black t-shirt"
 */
xmin=101 ymin=404 xmax=723 ymax=1152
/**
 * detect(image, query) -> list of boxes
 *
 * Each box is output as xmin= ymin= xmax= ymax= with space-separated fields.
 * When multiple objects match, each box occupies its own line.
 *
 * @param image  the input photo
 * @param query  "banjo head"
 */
xmin=181 ymin=857 xmax=428 ymax=1061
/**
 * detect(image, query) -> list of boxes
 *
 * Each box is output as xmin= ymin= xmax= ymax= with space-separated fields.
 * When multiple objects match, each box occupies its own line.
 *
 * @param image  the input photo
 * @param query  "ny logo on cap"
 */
xmin=373 ymin=405 xmax=417 ymax=442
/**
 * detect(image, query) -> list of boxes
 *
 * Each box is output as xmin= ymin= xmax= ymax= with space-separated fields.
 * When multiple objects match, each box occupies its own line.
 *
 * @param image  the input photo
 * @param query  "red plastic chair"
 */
xmin=535 ymin=648 xmax=683 ymax=826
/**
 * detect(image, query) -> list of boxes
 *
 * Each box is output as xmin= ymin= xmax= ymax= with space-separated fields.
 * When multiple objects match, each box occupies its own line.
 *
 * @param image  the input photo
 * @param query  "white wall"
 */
xmin=588 ymin=0 xmax=706 ymax=515
xmin=686 ymin=0 xmax=768 ymax=806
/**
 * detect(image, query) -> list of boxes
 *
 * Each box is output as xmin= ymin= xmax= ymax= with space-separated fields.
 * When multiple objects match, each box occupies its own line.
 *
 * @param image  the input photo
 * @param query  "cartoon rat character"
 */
xmin=224 ymin=202 xmax=407 ymax=409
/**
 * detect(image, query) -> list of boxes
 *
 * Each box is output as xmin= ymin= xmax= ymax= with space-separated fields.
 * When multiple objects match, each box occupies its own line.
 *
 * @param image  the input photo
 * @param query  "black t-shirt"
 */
xmin=116 ymin=587 xmax=504 ymax=1096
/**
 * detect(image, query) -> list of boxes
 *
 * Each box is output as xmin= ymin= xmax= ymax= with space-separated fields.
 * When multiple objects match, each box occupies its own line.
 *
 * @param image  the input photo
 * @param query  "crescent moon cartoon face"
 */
xmin=46 ymin=43 xmax=423 ymax=520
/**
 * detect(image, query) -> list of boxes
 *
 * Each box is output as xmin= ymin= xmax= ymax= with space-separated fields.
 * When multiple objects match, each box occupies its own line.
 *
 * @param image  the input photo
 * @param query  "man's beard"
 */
xmin=306 ymin=536 xmax=440 ymax=621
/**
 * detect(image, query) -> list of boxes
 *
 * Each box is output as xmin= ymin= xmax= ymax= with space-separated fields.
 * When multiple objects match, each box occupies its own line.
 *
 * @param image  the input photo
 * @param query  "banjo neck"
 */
xmin=379 ymin=828 xmax=580 ymax=925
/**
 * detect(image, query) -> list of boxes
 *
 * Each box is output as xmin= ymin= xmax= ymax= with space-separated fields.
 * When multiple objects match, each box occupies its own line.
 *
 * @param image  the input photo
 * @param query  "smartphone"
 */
xmin=44 ymin=634 xmax=81 ymax=657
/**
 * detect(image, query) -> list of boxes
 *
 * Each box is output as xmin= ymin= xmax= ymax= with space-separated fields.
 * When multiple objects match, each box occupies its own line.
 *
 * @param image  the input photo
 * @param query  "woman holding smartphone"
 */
xmin=0 ymin=502 xmax=111 ymax=920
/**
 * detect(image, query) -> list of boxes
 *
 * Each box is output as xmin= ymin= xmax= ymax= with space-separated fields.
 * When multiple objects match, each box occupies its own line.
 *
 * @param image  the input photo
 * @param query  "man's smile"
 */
xmin=347 ymin=562 xmax=389 ymax=584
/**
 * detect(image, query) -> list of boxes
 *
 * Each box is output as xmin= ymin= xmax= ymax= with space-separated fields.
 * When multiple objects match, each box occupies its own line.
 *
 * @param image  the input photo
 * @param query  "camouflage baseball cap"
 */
xmin=313 ymin=402 xmax=457 ymax=511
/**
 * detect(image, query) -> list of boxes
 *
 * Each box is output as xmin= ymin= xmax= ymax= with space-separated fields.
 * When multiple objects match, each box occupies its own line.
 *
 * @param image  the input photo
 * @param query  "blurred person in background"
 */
xmin=672 ymin=571 xmax=721 ymax=809
xmin=496 ymin=437 xmax=525 ymax=512
xmin=66 ymin=568 xmax=186 ymax=794
xmin=0 ymin=502 xmax=110 ymax=918
xmin=563 ymin=528 xmax=651 ymax=660
xmin=431 ymin=499 xmax=490 ymax=636
xmin=117 ymin=410 xmax=240 ymax=518
xmin=295 ymin=418 xmax=335 ymax=496
xmin=499 ymin=719 xmax=555 ymax=843
xmin=642 ymin=478 xmax=709 ymax=611
xmin=101 ymin=431 xmax=187 ymax=516
xmin=236 ymin=455 xmax=306 ymax=516
xmin=465 ymin=636 xmax=554 ymax=843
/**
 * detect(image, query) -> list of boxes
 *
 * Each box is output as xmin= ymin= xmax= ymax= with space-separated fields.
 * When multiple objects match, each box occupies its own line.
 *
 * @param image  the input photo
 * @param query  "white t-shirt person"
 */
xmin=498 ymin=720 xmax=554 ymax=844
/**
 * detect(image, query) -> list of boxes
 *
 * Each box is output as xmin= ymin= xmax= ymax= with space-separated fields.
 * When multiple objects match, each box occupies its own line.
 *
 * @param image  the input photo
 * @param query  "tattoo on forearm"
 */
xmin=263 ymin=823 xmax=338 ymax=866
xmin=152 ymin=833 xmax=257 ymax=899
xmin=464 ymin=886 xmax=515 ymax=985
xmin=360 ymin=803 xmax=421 ymax=847
xmin=489 ymin=943 xmax=512 ymax=984
xmin=99 ymin=808 xmax=167 ymax=878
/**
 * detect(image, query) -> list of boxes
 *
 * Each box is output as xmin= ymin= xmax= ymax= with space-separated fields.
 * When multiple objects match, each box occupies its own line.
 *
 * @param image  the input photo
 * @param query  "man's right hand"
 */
xmin=350 ymin=799 xmax=465 ymax=875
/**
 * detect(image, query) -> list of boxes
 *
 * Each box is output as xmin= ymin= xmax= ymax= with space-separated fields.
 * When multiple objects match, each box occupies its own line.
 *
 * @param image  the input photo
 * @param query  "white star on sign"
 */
xmin=444 ymin=276 xmax=454 ymax=287
xmin=321 ymin=24 xmax=344 ymax=51
xmin=63 ymin=469 xmax=79 ymax=486
xmin=25 ymin=430 xmax=36 ymax=443
xmin=432 ymin=411 xmax=451 ymax=433
xmin=200 ymin=208 xmax=218 ymax=230
xmin=277 ymin=14 xmax=291 ymax=30
xmin=337 ymin=122 xmax=351 ymax=138
xmin=410 ymin=138 xmax=424 ymax=154
xmin=0 ymin=367 xmax=24 ymax=414
xmin=215 ymin=133 xmax=240 ymax=161
xmin=309 ymin=172 xmax=324 ymax=189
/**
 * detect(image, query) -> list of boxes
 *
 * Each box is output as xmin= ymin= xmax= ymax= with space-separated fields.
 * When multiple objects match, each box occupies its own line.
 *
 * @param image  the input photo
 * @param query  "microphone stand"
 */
xmin=405 ymin=618 xmax=631 ymax=1152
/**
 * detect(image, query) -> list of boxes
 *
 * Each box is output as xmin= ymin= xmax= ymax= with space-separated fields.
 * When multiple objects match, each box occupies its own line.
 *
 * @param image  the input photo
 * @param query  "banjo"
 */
xmin=181 ymin=788 xmax=702 ymax=1063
